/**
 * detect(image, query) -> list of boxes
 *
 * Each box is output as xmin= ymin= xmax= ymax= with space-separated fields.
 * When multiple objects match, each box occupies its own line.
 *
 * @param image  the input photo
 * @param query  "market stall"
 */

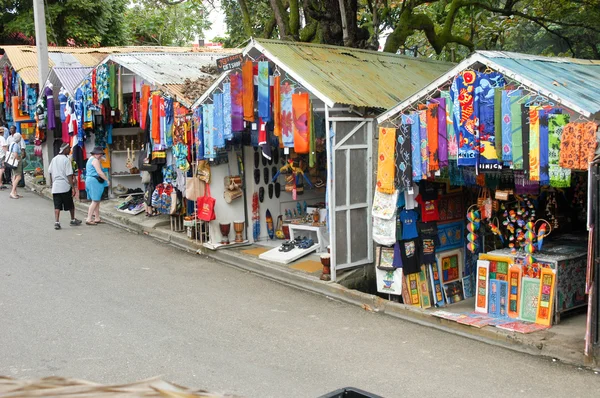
xmin=374 ymin=51 xmax=600 ymax=332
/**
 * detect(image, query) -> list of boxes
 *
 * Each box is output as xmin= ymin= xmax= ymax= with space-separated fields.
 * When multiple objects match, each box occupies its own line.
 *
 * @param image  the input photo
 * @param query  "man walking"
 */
xmin=48 ymin=143 xmax=81 ymax=229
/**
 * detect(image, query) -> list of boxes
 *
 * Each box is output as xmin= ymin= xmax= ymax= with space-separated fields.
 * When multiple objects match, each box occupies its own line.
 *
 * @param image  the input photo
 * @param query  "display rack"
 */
xmin=109 ymin=127 xmax=144 ymax=198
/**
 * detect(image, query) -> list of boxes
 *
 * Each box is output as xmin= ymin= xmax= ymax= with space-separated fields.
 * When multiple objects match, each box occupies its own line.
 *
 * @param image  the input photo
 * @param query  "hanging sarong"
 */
xmin=213 ymin=93 xmax=225 ymax=149
xmin=437 ymin=97 xmax=448 ymax=167
xmin=230 ymin=73 xmax=244 ymax=131
xmin=511 ymin=95 xmax=526 ymax=169
xmin=538 ymin=108 xmax=561 ymax=186
xmin=426 ymin=102 xmax=439 ymax=171
xmin=440 ymin=92 xmax=457 ymax=160
xmin=258 ymin=61 xmax=270 ymax=122
xmin=528 ymin=106 xmax=541 ymax=181
xmin=151 ymin=94 xmax=160 ymax=144
xmin=548 ymin=114 xmax=571 ymax=187
xmin=418 ymin=110 xmax=429 ymax=179
xmin=164 ymin=97 xmax=174 ymax=147
xmin=117 ymin=66 xmax=123 ymax=113
xmin=159 ymin=97 xmax=166 ymax=147
xmin=83 ymin=78 xmax=93 ymax=124
xmin=203 ymin=104 xmax=215 ymax=160
xmin=477 ymin=71 xmax=505 ymax=165
xmin=397 ymin=120 xmax=413 ymax=191
xmin=521 ymin=103 xmax=530 ymax=177
xmin=273 ymin=76 xmax=281 ymax=141
xmin=281 ymin=82 xmax=295 ymax=147
xmin=376 ymin=126 xmax=396 ymax=193
xmin=406 ymin=113 xmax=422 ymax=183
xmin=97 ymin=64 xmax=109 ymax=103
xmin=109 ymin=64 xmax=116 ymax=108
xmin=292 ymin=92 xmax=310 ymax=154
xmin=494 ymin=89 xmax=502 ymax=161
xmin=309 ymin=106 xmax=316 ymax=167
xmin=451 ymin=70 xmax=478 ymax=166
xmin=501 ymin=89 xmax=517 ymax=164
xmin=193 ymin=107 xmax=204 ymax=160
xmin=221 ymin=82 xmax=233 ymax=141
xmin=140 ymin=85 xmax=150 ymax=130
xmin=580 ymin=122 xmax=599 ymax=169
xmin=242 ymin=60 xmax=254 ymax=122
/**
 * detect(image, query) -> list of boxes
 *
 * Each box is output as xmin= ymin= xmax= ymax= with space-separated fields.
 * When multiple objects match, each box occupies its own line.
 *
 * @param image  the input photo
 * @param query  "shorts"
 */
xmin=53 ymin=189 xmax=75 ymax=211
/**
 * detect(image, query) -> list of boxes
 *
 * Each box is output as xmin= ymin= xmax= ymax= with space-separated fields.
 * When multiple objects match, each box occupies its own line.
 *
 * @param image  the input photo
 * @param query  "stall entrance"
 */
xmin=329 ymin=117 xmax=374 ymax=279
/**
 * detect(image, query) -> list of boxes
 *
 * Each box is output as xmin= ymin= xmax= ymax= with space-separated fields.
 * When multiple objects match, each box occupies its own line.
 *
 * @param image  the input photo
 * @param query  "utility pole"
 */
xmin=33 ymin=0 xmax=49 ymax=95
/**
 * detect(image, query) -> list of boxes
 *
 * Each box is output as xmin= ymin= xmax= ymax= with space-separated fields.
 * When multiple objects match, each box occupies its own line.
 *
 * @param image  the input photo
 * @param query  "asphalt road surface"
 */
xmin=1 ymin=190 xmax=600 ymax=398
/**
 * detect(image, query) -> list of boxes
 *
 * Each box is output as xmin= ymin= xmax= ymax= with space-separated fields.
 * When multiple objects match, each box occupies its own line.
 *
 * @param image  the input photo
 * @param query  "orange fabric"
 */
xmin=140 ymin=85 xmax=151 ymax=129
xmin=242 ymin=60 xmax=254 ymax=122
xmin=151 ymin=93 xmax=160 ymax=143
xmin=273 ymin=76 xmax=281 ymax=137
xmin=427 ymin=102 xmax=439 ymax=171
xmin=292 ymin=93 xmax=310 ymax=154
xmin=559 ymin=122 xmax=598 ymax=170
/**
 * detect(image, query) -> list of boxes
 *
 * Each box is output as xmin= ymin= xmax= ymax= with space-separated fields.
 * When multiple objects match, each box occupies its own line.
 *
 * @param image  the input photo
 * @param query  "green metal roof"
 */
xmin=252 ymin=38 xmax=454 ymax=109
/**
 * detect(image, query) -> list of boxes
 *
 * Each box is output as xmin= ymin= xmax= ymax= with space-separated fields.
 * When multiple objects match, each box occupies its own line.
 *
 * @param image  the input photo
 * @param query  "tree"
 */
xmin=0 ymin=0 xmax=129 ymax=46
xmin=126 ymin=0 xmax=211 ymax=46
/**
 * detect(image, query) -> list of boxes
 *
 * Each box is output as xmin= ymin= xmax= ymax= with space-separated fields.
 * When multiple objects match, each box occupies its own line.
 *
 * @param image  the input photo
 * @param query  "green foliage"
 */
xmin=218 ymin=0 xmax=275 ymax=48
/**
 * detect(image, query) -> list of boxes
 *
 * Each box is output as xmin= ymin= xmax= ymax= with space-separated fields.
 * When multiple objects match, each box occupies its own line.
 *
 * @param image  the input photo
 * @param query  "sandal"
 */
xmin=94 ymin=220 xmax=105 ymax=224
xmin=85 ymin=221 xmax=97 ymax=226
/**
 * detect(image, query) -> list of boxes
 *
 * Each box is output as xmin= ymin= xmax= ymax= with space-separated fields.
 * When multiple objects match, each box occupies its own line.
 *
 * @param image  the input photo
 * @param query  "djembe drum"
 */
xmin=219 ymin=223 xmax=231 ymax=244
xmin=233 ymin=221 xmax=245 ymax=243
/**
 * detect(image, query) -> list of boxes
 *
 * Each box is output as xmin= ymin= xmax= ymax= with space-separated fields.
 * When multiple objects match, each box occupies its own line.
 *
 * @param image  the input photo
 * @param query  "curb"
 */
xmin=24 ymin=178 xmax=594 ymax=369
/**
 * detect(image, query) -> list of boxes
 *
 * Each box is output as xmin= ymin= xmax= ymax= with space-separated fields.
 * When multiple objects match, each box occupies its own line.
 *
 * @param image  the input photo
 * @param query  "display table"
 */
xmin=487 ymin=245 xmax=587 ymax=323
xmin=287 ymin=223 xmax=329 ymax=253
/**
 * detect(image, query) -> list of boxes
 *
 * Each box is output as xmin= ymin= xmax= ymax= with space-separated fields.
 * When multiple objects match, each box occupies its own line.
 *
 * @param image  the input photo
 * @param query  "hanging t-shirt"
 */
xmin=400 ymin=209 xmax=419 ymax=240
xmin=415 ymin=194 xmax=440 ymax=222
xmin=418 ymin=180 xmax=439 ymax=200
xmin=400 ymin=239 xmax=420 ymax=275
xmin=419 ymin=222 xmax=439 ymax=265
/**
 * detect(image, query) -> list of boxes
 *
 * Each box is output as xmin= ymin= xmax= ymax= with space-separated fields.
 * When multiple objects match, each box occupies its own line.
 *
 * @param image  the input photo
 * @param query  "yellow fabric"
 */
xmin=376 ymin=127 xmax=396 ymax=194
xmin=0 ymin=76 xmax=3 ymax=103
xmin=528 ymin=106 xmax=541 ymax=181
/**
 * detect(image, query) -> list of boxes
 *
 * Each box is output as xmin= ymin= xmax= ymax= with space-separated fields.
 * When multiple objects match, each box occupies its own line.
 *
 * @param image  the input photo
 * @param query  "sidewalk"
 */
xmin=25 ymin=176 xmax=597 ymax=370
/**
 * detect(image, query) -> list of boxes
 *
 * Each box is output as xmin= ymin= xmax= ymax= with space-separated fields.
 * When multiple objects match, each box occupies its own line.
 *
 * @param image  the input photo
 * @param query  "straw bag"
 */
xmin=186 ymin=164 xmax=205 ymax=201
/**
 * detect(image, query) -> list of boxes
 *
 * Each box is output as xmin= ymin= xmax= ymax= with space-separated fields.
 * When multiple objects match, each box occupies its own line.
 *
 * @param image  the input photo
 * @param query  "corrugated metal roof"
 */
xmin=251 ymin=38 xmax=454 ymax=108
xmin=49 ymin=67 xmax=94 ymax=96
xmin=379 ymin=51 xmax=600 ymax=122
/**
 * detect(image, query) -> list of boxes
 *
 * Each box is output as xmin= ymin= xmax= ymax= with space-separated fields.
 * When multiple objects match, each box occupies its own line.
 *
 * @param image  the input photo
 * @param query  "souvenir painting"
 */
xmin=375 ymin=267 xmax=404 ymax=295
xmin=429 ymin=262 xmax=445 ymax=306
xmin=520 ymin=277 xmax=541 ymax=322
xmin=462 ymin=275 xmax=474 ymax=299
xmin=407 ymin=273 xmax=421 ymax=306
xmin=418 ymin=265 xmax=432 ymax=309
xmin=437 ymin=221 xmax=464 ymax=251
xmin=436 ymin=248 xmax=463 ymax=284
xmin=535 ymin=268 xmax=556 ymax=326
xmin=508 ymin=265 xmax=522 ymax=319
xmin=488 ymin=280 xmax=500 ymax=317
xmin=443 ymin=280 xmax=464 ymax=304
xmin=475 ymin=260 xmax=490 ymax=313
xmin=401 ymin=271 xmax=411 ymax=302
xmin=375 ymin=246 xmax=395 ymax=271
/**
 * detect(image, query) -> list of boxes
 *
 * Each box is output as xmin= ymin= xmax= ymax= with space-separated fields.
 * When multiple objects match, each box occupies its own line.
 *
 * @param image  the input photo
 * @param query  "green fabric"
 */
xmin=109 ymin=64 xmax=116 ymax=108
xmin=309 ymin=104 xmax=316 ymax=168
xmin=548 ymin=113 xmax=571 ymax=188
xmin=494 ymin=89 xmax=503 ymax=160
xmin=511 ymin=95 xmax=529 ymax=169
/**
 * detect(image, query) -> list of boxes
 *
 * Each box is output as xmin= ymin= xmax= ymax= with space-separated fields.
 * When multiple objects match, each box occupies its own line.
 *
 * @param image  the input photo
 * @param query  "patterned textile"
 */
xmin=512 ymin=95 xmax=528 ymax=169
xmin=97 ymin=64 xmax=109 ymax=102
xmin=406 ymin=113 xmax=422 ymax=182
xmin=203 ymin=104 xmax=215 ymax=160
xmin=83 ymin=77 xmax=93 ymax=123
xmin=74 ymin=87 xmax=83 ymax=133
xmin=548 ymin=114 xmax=571 ymax=187
xmin=230 ymin=73 xmax=244 ymax=131
xmin=418 ymin=110 xmax=429 ymax=179
xmin=223 ymin=82 xmax=233 ymax=141
xmin=172 ymin=143 xmax=190 ymax=172
xmin=309 ymin=106 xmax=316 ymax=168
xmin=440 ymin=91 xmax=457 ymax=159
xmin=477 ymin=71 xmax=505 ymax=165
xmin=258 ymin=61 xmax=271 ymax=122
xmin=151 ymin=183 xmax=174 ymax=215
xmin=213 ymin=93 xmax=225 ymax=149
xmin=521 ymin=103 xmax=530 ymax=176
xmin=437 ymin=97 xmax=448 ymax=167
xmin=528 ymin=106 xmax=541 ymax=181
xmin=539 ymin=108 xmax=562 ymax=186
xmin=426 ymin=102 xmax=439 ymax=171
xmin=451 ymin=70 xmax=479 ymax=166
xmin=494 ymin=89 xmax=502 ymax=160
xmin=560 ymin=122 xmax=599 ymax=170
xmin=242 ymin=60 xmax=254 ymax=122
xmin=109 ymin=64 xmax=116 ymax=108
xmin=273 ymin=76 xmax=281 ymax=139
xmin=396 ymin=121 xmax=413 ymax=191
xmin=292 ymin=92 xmax=310 ymax=154
xmin=281 ymin=82 xmax=295 ymax=147
xmin=501 ymin=89 xmax=518 ymax=164
xmin=193 ymin=107 xmax=204 ymax=160
xmin=377 ymin=127 xmax=396 ymax=193
xmin=164 ymin=97 xmax=174 ymax=147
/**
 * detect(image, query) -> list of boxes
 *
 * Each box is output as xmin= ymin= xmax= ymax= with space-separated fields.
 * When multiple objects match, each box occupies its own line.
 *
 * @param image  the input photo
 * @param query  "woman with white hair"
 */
xmin=7 ymin=132 xmax=23 ymax=199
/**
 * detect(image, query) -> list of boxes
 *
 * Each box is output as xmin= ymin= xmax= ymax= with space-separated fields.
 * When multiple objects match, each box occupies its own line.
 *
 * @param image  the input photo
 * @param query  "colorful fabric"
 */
xmin=213 ymin=93 xmax=225 ymax=149
xmin=396 ymin=120 xmax=413 ymax=190
xmin=164 ymin=97 xmax=174 ymax=147
xmin=494 ymin=89 xmax=503 ymax=160
xmin=281 ymin=82 xmax=295 ymax=147
xmin=193 ymin=107 xmax=204 ymax=160
xmin=440 ymin=92 xmax=457 ymax=159
xmin=406 ymin=113 xmax=422 ymax=182
xmin=539 ymin=108 xmax=561 ymax=186
xmin=418 ymin=110 xmax=429 ymax=179
xmin=117 ymin=66 xmax=123 ymax=113
xmin=83 ymin=77 xmax=93 ymax=123
xmin=451 ymin=70 xmax=479 ymax=166
xmin=548 ymin=114 xmax=571 ymax=187
xmin=426 ymin=102 xmax=439 ymax=171
xmin=109 ymin=64 xmax=116 ymax=108
xmin=528 ymin=106 xmax=541 ymax=181
xmin=230 ymin=73 xmax=244 ymax=131
xmin=140 ymin=85 xmax=150 ymax=130
xmin=437 ymin=97 xmax=448 ymax=167
xmin=203 ymin=104 xmax=215 ymax=160
xmin=511 ymin=96 xmax=525 ymax=169
xmin=97 ymin=64 xmax=109 ymax=102
xmin=151 ymin=94 xmax=160 ymax=143
xmin=223 ymin=82 xmax=233 ymax=141
xmin=131 ymin=76 xmax=138 ymax=125
xmin=273 ymin=76 xmax=281 ymax=140
xmin=501 ymin=89 xmax=518 ymax=164
xmin=309 ymin=106 xmax=316 ymax=167
xmin=242 ymin=60 xmax=254 ymax=122
xmin=292 ymin=92 xmax=310 ymax=154
xmin=521 ymin=103 xmax=530 ymax=176
xmin=477 ymin=71 xmax=505 ymax=165
xmin=560 ymin=122 xmax=599 ymax=170
xmin=377 ymin=127 xmax=396 ymax=193
xmin=258 ymin=61 xmax=270 ymax=122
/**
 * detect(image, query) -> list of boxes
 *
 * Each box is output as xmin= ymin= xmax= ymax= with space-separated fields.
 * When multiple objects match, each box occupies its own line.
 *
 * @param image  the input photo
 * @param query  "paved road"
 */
xmin=1 ymin=190 xmax=600 ymax=398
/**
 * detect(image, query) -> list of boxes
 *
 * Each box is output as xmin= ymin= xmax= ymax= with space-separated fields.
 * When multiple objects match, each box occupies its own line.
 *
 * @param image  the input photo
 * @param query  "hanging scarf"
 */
xmin=164 ymin=96 xmax=174 ymax=147
xmin=109 ymin=64 xmax=116 ymax=108
xmin=451 ymin=70 xmax=478 ymax=166
xmin=309 ymin=105 xmax=316 ymax=168
xmin=223 ymin=82 xmax=233 ymax=141
xmin=397 ymin=119 xmax=413 ymax=190
xmin=501 ymin=89 xmax=518 ymax=164
xmin=213 ymin=93 xmax=225 ymax=149
xmin=548 ymin=114 xmax=571 ymax=187
xmin=539 ymin=108 xmax=561 ymax=186
xmin=242 ymin=60 xmax=254 ymax=122
xmin=407 ymin=113 xmax=422 ymax=182
xmin=494 ymin=89 xmax=502 ymax=161
xmin=91 ymin=69 xmax=98 ymax=106
xmin=140 ymin=84 xmax=151 ymax=130
xmin=151 ymin=93 xmax=160 ymax=144
xmin=258 ymin=61 xmax=270 ymax=122
xmin=580 ymin=122 xmax=599 ymax=169
xmin=44 ymin=85 xmax=55 ymax=130
xmin=159 ymin=97 xmax=166 ymax=147
xmin=292 ymin=92 xmax=310 ymax=154
xmin=426 ymin=102 xmax=439 ymax=171
xmin=440 ymin=92 xmax=457 ymax=160
xmin=376 ymin=127 xmax=396 ymax=193
xmin=511 ymin=95 xmax=526 ymax=169
xmin=117 ymin=66 xmax=123 ymax=112
xmin=528 ymin=106 xmax=541 ymax=181
xmin=97 ymin=64 xmax=109 ymax=102
xmin=477 ymin=71 xmax=505 ymax=165
xmin=437 ymin=97 xmax=448 ymax=167
xmin=230 ymin=73 xmax=244 ymax=131
xmin=281 ymin=81 xmax=295 ymax=147
xmin=203 ymin=104 xmax=215 ymax=160
xmin=74 ymin=87 xmax=83 ymax=133
xmin=193 ymin=106 xmax=204 ymax=160
xmin=83 ymin=77 xmax=93 ymax=124
xmin=131 ymin=76 xmax=138 ymax=125
xmin=418 ymin=110 xmax=429 ymax=179
xmin=273 ymin=76 xmax=282 ymax=141
xmin=521 ymin=103 xmax=530 ymax=177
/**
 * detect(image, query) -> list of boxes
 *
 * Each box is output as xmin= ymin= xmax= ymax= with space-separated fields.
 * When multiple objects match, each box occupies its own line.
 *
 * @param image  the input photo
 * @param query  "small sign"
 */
xmin=216 ymin=53 xmax=244 ymax=73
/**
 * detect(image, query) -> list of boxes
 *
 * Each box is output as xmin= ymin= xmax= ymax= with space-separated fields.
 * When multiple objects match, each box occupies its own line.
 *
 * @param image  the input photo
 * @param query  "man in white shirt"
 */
xmin=48 ymin=143 xmax=81 ymax=229
xmin=0 ymin=128 xmax=7 ymax=189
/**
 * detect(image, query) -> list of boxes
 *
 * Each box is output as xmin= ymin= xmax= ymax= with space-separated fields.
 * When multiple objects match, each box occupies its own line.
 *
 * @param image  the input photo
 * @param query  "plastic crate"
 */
xmin=318 ymin=387 xmax=384 ymax=398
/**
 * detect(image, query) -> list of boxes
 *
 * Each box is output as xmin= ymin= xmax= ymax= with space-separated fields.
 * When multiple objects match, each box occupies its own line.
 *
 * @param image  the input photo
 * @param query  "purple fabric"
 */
xmin=45 ymin=86 xmax=56 ymax=130
xmin=231 ymin=73 xmax=244 ymax=132
xmin=437 ymin=97 xmax=448 ymax=167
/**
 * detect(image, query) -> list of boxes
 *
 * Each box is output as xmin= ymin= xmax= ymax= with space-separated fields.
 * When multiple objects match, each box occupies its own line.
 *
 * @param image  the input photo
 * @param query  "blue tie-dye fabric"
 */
xmin=213 ymin=93 xmax=225 ymax=149
xmin=258 ymin=61 xmax=271 ymax=122
xmin=223 ymin=82 xmax=233 ymax=140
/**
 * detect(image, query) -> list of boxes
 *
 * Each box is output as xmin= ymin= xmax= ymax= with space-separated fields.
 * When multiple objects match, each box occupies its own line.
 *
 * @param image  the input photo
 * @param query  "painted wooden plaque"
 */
xmin=407 ymin=273 xmax=421 ymax=306
xmin=488 ymin=280 xmax=501 ymax=317
xmin=475 ymin=260 xmax=490 ymax=313
xmin=535 ymin=268 xmax=556 ymax=326
xmin=520 ymin=277 xmax=541 ymax=322
xmin=418 ymin=265 xmax=432 ymax=309
xmin=499 ymin=280 xmax=509 ymax=317
xmin=429 ymin=262 xmax=445 ymax=306
xmin=508 ymin=265 xmax=522 ymax=319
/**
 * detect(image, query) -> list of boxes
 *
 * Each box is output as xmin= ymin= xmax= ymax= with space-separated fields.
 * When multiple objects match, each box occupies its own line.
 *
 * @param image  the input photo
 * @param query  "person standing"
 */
xmin=6 ymin=125 xmax=26 ymax=188
xmin=48 ymin=143 xmax=82 ymax=229
xmin=85 ymin=146 xmax=109 ymax=225
xmin=0 ymin=127 xmax=7 ymax=190
xmin=7 ymin=133 xmax=23 ymax=199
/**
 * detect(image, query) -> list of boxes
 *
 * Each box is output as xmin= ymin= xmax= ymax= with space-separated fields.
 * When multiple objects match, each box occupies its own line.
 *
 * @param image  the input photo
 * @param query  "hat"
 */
xmin=59 ymin=143 xmax=70 ymax=154
xmin=90 ymin=146 xmax=105 ymax=155
xmin=13 ymin=133 xmax=22 ymax=143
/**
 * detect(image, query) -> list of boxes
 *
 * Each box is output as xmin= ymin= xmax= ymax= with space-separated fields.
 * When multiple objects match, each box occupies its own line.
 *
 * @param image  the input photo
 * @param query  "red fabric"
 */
xmin=416 ymin=194 xmax=440 ymax=222
xmin=258 ymin=117 xmax=266 ymax=145
xmin=140 ymin=84 xmax=151 ymax=129
xmin=292 ymin=93 xmax=310 ymax=154
xmin=151 ymin=93 xmax=160 ymax=143
xmin=92 ymin=69 xmax=98 ymax=105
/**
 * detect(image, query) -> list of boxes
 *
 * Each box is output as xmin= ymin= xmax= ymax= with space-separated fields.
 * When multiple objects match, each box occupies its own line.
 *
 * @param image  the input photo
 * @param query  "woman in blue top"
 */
xmin=85 ymin=146 xmax=109 ymax=225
